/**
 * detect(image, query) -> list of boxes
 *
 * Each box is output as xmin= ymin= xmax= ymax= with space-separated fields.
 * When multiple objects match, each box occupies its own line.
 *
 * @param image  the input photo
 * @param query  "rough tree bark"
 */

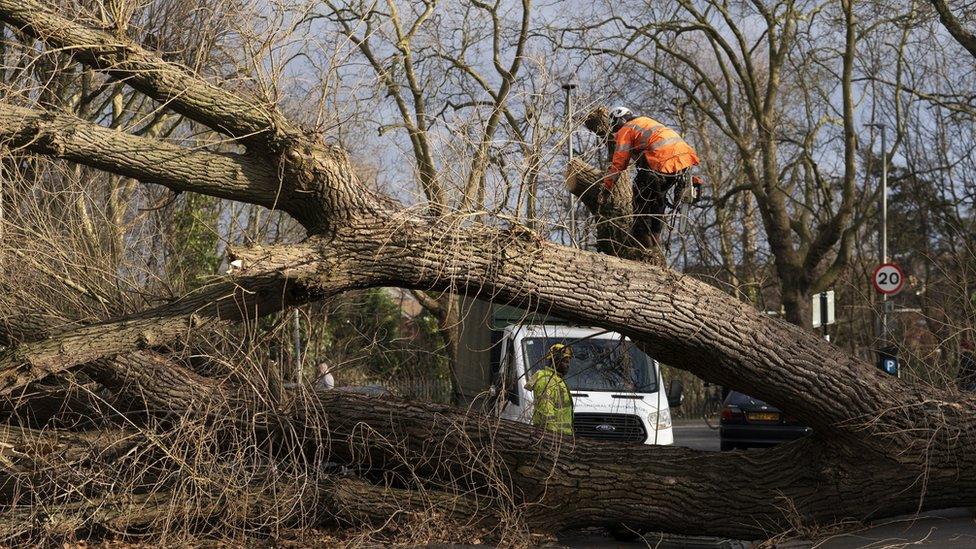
xmin=0 ymin=0 xmax=975 ymax=541
xmin=9 ymin=341 xmax=975 ymax=540
xmin=564 ymin=158 xmax=635 ymax=258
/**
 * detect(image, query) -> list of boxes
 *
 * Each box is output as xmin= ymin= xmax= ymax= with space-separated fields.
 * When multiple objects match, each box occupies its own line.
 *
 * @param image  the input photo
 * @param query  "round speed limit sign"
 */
xmin=872 ymin=263 xmax=905 ymax=296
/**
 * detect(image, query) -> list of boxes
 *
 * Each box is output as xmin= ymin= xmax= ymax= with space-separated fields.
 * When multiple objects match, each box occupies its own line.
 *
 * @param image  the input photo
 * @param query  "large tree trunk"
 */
xmin=0 ymin=0 xmax=974 ymax=542
xmin=564 ymin=158 xmax=640 ymax=258
xmin=26 ymin=347 xmax=976 ymax=540
xmin=36 ymin=344 xmax=976 ymax=540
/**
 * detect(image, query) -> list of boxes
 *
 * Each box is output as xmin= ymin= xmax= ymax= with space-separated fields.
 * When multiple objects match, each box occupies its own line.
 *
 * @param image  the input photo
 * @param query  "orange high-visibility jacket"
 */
xmin=604 ymin=116 xmax=699 ymax=190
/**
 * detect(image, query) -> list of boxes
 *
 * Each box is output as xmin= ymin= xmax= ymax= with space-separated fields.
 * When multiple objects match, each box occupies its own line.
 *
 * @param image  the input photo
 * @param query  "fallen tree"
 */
xmin=0 ymin=0 xmax=975 ymax=543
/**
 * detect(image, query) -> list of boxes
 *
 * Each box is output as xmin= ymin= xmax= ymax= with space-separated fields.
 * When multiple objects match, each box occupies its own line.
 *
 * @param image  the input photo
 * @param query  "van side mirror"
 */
xmin=667 ymin=380 xmax=684 ymax=408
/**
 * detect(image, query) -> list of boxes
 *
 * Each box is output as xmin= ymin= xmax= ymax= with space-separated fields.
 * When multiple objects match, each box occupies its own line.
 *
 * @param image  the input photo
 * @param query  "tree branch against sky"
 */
xmin=929 ymin=0 xmax=976 ymax=59
xmin=316 ymin=0 xmax=557 ymax=402
xmin=558 ymin=0 xmax=878 ymax=327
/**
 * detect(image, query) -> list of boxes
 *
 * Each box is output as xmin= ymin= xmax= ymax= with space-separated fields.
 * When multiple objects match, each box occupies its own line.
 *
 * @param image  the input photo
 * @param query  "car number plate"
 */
xmin=747 ymin=412 xmax=780 ymax=422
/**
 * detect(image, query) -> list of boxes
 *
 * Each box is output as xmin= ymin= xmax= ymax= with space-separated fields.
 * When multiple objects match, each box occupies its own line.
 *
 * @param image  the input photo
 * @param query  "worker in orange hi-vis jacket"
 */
xmin=599 ymin=106 xmax=701 ymax=249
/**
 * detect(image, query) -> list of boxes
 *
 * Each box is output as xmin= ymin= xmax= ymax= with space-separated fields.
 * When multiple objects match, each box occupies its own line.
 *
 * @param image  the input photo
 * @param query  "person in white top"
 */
xmin=314 ymin=361 xmax=335 ymax=391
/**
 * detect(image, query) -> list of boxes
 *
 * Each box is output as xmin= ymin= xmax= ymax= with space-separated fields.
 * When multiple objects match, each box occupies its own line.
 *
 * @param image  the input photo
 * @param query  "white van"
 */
xmin=491 ymin=324 xmax=678 ymax=445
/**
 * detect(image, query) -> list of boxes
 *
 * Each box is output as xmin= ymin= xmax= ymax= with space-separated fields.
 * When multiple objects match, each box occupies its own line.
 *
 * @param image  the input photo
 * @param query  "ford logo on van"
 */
xmin=595 ymin=424 xmax=616 ymax=432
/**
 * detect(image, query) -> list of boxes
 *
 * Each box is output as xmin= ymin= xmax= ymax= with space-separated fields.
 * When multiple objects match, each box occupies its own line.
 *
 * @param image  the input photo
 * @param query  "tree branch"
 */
xmin=0 ymin=102 xmax=286 ymax=210
xmin=77 ymin=343 xmax=976 ymax=540
xmin=0 ymin=0 xmax=294 ymax=150
xmin=408 ymin=289 xmax=442 ymax=313
xmin=929 ymin=0 xmax=976 ymax=60
xmin=229 ymin=216 xmax=932 ymax=454
xmin=0 ymin=275 xmax=311 ymax=394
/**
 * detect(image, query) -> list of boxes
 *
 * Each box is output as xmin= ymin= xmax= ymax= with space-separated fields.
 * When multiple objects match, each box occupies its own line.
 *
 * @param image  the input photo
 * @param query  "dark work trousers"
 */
xmin=632 ymin=156 xmax=688 ymax=249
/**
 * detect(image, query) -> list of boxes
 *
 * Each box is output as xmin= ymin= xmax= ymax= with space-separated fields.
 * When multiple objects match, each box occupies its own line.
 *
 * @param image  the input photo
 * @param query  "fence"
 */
xmin=369 ymin=376 xmax=453 ymax=404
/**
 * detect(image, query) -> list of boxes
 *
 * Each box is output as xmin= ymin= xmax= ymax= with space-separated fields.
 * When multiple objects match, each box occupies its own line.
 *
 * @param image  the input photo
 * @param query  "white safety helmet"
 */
xmin=608 ymin=105 xmax=633 ymax=128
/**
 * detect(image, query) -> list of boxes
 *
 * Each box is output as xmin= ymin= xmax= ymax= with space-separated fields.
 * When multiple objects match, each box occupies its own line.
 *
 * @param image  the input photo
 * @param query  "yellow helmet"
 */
xmin=548 ymin=343 xmax=573 ymax=360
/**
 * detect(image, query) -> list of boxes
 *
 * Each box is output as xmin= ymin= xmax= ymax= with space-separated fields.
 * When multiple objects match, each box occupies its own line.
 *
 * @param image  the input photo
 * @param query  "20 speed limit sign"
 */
xmin=872 ymin=263 xmax=905 ymax=296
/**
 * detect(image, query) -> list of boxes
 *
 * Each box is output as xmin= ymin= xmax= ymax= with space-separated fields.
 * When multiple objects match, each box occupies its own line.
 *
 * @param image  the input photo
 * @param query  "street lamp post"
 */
xmin=867 ymin=123 xmax=889 ymax=342
xmin=562 ymin=81 xmax=577 ymax=247
xmin=293 ymin=309 xmax=302 ymax=382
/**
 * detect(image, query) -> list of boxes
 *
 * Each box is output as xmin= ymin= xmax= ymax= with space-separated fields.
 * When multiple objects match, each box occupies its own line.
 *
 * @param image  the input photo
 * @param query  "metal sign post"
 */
xmin=867 ymin=123 xmax=890 ymax=344
xmin=562 ymin=82 xmax=578 ymax=247
xmin=872 ymin=262 xmax=904 ymax=377
xmin=811 ymin=290 xmax=836 ymax=341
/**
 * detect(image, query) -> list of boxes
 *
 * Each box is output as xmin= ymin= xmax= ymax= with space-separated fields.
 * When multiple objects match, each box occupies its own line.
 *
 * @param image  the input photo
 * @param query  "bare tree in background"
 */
xmin=316 ymin=1 xmax=565 ymax=401
xmin=560 ymin=0 xmax=876 ymax=327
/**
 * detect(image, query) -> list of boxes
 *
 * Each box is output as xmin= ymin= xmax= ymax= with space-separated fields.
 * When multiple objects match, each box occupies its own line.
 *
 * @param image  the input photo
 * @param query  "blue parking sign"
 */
xmin=878 ymin=347 xmax=898 ymax=376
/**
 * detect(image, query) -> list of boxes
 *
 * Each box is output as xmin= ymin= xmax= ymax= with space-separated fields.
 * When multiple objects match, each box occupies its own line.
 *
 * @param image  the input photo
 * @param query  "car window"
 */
xmin=522 ymin=336 xmax=657 ymax=393
xmin=725 ymin=391 xmax=763 ymax=406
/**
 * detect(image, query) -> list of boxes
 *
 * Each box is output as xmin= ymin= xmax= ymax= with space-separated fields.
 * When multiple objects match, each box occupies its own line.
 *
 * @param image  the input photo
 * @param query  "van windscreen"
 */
xmin=523 ymin=337 xmax=657 ymax=393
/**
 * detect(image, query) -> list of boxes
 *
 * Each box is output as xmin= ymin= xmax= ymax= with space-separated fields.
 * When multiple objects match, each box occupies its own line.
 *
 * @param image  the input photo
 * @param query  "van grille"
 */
xmin=574 ymin=413 xmax=647 ymax=443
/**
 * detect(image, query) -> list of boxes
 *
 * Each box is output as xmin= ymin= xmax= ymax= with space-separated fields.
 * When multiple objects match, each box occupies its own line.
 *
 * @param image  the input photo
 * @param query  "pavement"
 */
xmin=554 ymin=531 xmax=746 ymax=548
xmin=815 ymin=508 xmax=976 ymax=547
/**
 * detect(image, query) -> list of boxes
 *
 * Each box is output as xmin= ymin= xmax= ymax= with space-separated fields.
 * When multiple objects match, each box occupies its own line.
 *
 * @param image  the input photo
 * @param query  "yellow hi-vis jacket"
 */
xmin=525 ymin=367 xmax=574 ymax=435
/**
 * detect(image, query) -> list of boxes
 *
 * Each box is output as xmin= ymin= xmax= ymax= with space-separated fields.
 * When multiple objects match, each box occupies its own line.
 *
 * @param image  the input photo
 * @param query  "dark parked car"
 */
xmin=719 ymin=391 xmax=812 ymax=451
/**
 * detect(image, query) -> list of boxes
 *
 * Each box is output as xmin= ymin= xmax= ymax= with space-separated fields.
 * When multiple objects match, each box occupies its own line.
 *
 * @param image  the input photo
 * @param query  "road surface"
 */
xmin=672 ymin=419 xmax=720 ymax=451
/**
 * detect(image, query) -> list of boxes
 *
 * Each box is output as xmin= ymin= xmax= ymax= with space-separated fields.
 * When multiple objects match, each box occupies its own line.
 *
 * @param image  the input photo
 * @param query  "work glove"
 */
xmin=688 ymin=175 xmax=705 ymax=204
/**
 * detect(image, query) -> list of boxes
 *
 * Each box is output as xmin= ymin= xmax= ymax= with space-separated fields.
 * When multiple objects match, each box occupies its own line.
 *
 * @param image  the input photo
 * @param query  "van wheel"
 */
xmin=720 ymin=441 xmax=735 ymax=451
xmin=609 ymin=525 xmax=641 ymax=541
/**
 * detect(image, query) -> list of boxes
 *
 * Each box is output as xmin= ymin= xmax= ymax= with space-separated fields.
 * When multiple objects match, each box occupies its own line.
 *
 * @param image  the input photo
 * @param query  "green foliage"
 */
xmin=165 ymin=193 xmax=222 ymax=290
xmin=315 ymin=289 xmax=448 ymax=381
